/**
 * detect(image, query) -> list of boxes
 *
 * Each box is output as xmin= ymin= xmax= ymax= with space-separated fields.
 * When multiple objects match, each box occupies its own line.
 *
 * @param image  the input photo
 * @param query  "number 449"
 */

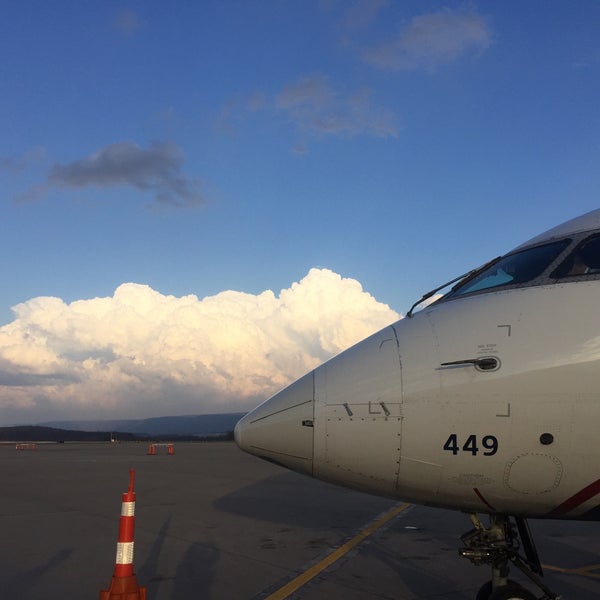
xmin=443 ymin=434 xmax=498 ymax=456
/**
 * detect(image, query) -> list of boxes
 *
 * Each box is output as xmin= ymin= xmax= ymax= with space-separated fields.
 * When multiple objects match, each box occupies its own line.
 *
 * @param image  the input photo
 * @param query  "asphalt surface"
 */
xmin=1 ymin=441 xmax=599 ymax=599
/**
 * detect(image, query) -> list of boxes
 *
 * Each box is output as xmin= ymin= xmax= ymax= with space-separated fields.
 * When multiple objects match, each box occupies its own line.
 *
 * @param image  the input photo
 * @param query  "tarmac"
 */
xmin=1 ymin=441 xmax=599 ymax=599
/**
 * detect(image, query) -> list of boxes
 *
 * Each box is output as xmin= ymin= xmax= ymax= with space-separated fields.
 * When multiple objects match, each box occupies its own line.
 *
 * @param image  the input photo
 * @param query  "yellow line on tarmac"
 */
xmin=543 ymin=563 xmax=600 ymax=579
xmin=265 ymin=502 xmax=411 ymax=600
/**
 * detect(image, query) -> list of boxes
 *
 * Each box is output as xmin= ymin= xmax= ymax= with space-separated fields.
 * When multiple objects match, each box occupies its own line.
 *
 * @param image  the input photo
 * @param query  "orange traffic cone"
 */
xmin=99 ymin=469 xmax=147 ymax=600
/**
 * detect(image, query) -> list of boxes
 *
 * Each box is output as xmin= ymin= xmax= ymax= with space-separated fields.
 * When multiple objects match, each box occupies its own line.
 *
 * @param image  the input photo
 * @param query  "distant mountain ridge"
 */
xmin=0 ymin=425 xmax=138 ymax=442
xmin=40 ymin=413 xmax=246 ymax=436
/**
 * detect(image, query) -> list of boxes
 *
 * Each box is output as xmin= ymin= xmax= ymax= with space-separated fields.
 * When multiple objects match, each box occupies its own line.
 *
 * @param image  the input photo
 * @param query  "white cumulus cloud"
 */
xmin=0 ymin=269 xmax=400 ymax=424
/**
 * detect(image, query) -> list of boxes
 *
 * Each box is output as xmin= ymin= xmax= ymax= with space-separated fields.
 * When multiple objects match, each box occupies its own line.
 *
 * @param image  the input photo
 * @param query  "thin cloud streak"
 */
xmin=276 ymin=75 xmax=399 ymax=139
xmin=19 ymin=141 xmax=205 ymax=209
xmin=114 ymin=9 xmax=142 ymax=35
xmin=217 ymin=74 xmax=399 ymax=145
xmin=0 ymin=269 xmax=400 ymax=424
xmin=216 ymin=7 xmax=493 ymax=148
xmin=341 ymin=0 xmax=389 ymax=32
xmin=363 ymin=8 xmax=492 ymax=71
xmin=0 ymin=146 xmax=46 ymax=175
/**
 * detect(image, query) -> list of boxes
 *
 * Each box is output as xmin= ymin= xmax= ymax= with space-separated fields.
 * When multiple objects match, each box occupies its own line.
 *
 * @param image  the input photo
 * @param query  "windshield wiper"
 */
xmin=406 ymin=256 xmax=502 ymax=318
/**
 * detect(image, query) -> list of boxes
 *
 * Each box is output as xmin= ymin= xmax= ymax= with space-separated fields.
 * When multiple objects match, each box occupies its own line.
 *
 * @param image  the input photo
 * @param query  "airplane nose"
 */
xmin=234 ymin=371 xmax=314 ymax=476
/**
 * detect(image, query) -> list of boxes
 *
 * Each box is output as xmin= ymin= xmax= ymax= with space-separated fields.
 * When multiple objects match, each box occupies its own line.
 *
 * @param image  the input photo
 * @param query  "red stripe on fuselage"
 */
xmin=549 ymin=478 xmax=600 ymax=517
xmin=473 ymin=487 xmax=497 ymax=512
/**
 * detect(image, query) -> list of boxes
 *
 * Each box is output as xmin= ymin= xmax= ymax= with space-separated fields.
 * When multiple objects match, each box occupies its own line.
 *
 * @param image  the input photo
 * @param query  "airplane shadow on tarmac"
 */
xmin=213 ymin=472 xmax=478 ymax=599
xmin=212 ymin=471 xmax=396 ymax=530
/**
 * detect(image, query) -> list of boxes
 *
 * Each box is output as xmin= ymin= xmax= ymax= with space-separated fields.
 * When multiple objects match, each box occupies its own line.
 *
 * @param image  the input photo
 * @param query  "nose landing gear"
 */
xmin=459 ymin=514 xmax=561 ymax=600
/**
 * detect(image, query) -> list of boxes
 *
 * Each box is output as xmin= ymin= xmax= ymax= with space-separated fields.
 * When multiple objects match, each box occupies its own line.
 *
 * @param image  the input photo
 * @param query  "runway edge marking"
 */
xmin=264 ymin=502 xmax=411 ymax=600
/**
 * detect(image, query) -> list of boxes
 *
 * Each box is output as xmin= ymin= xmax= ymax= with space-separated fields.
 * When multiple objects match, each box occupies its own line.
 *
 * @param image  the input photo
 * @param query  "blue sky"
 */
xmin=1 ymin=2 xmax=599 ymax=424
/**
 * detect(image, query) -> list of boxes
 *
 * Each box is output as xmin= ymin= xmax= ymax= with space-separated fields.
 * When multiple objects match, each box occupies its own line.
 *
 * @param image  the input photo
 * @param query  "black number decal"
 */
xmin=444 ymin=434 xmax=498 ymax=456
xmin=443 ymin=434 xmax=459 ymax=455
xmin=463 ymin=434 xmax=479 ymax=456
xmin=482 ymin=435 xmax=498 ymax=456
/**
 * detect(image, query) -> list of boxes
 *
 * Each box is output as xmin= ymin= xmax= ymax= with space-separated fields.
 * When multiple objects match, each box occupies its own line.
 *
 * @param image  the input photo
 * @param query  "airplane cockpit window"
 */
xmin=446 ymin=240 xmax=570 ymax=298
xmin=551 ymin=234 xmax=600 ymax=278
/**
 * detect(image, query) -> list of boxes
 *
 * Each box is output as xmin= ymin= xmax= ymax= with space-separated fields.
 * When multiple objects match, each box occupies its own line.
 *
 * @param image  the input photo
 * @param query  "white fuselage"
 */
xmin=235 ymin=210 xmax=600 ymax=521
xmin=312 ymin=280 xmax=599 ymax=518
